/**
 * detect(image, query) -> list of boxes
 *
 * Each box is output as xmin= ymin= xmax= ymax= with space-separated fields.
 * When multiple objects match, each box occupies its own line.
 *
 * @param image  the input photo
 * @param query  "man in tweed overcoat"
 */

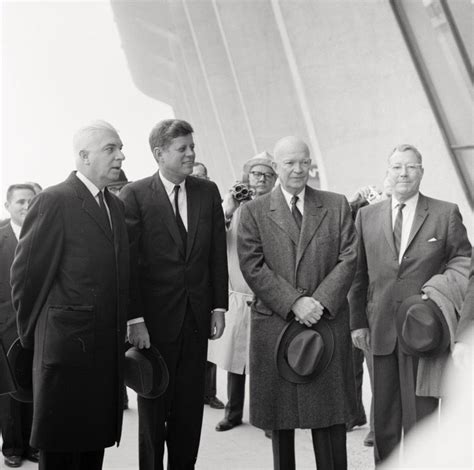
xmin=238 ymin=136 xmax=358 ymax=470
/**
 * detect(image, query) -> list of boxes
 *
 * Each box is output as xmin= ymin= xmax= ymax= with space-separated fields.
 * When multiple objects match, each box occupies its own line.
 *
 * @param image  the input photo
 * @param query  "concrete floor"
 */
xmin=3 ymin=366 xmax=374 ymax=469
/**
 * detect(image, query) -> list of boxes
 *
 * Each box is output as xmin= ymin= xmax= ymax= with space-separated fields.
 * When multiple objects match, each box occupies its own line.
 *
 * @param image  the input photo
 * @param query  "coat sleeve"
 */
xmin=11 ymin=192 xmax=64 ymax=349
xmin=119 ymin=184 xmax=144 ymax=321
xmin=312 ymin=196 xmax=358 ymax=319
xmin=348 ymin=209 xmax=370 ymax=330
xmin=455 ymin=252 xmax=474 ymax=343
xmin=445 ymin=204 xmax=471 ymax=262
xmin=209 ymin=183 xmax=229 ymax=310
xmin=237 ymin=203 xmax=302 ymax=320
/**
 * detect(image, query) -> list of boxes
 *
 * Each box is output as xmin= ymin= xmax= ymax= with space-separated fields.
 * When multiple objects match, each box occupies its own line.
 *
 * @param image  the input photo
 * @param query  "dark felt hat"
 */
xmin=7 ymin=338 xmax=33 ymax=403
xmin=275 ymin=318 xmax=334 ymax=384
xmin=0 ymin=339 xmax=17 ymax=396
xmin=124 ymin=344 xmax=169 ymax=399
xmin=396 ymin=295 xmax=450 ymax=357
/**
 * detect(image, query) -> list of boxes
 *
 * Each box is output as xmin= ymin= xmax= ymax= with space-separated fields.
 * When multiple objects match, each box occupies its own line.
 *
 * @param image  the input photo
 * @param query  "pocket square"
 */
xmin=428 ymin=237 xmax=438 ymax=242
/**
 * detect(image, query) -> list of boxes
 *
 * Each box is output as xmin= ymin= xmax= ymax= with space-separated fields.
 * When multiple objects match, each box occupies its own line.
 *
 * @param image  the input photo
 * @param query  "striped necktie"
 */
xmin=290 ymin=195 xmax=302 ymax=231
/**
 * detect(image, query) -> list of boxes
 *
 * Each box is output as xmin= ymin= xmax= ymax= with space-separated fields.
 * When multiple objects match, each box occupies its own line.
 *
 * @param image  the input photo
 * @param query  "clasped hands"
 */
xmin=292 ymin=296 xmax=324 ymax=327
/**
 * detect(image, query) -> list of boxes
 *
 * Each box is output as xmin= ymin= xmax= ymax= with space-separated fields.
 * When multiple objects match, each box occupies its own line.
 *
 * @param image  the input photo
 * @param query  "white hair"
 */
xmin=73 ymin=120 xmax=118 ymax=156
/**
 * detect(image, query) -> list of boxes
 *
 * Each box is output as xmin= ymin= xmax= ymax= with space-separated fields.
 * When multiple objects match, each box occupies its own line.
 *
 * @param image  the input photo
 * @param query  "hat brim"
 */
xmin=7 ymin=338 xmax=33 ymax=403
xmin=243 ymin=158 xmax=275 ymax=175
xmin=396 ymin=295 xmax=450 ymax=357
xmin=275 ymin=318 xmax=334 ymax=384
xmin=125 ymin=344 xmax=169 ymax=399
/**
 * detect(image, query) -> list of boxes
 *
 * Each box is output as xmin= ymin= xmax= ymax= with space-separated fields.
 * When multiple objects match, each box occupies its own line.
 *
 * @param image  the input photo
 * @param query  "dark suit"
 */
xmin=120 ymin=172 xmax=228 ymax=470
xmin=10 ymin=172 xmax=129 ymax=468
xmin=0 ymin=224 xmax=34 ymax=459
xmin=349 ymin=193 xmax=471 ymax=462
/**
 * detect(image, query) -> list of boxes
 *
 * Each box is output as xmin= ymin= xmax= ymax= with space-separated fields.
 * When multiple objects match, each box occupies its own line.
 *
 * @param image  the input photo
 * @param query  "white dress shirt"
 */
xmin=391 ymin=192 xmax=419 ymax=263
xmin=76 ymin=171 xmax=112 ymax=226
xmin=159 ymin=172 xmax=188 ymax=231
xmin=10 ymin=221 xmax=21 ymax=241
xmin=280 ymin=186 xmax=306 ymax=216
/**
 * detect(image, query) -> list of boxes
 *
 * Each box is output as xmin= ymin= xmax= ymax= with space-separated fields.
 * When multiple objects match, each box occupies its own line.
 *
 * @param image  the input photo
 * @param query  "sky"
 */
xmin=1 ymin=0 xmax=173 ymax=217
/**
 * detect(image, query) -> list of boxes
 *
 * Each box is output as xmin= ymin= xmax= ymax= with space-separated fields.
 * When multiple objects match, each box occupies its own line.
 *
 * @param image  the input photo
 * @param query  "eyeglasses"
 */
xmin=249 ymin=170 xmax=275 ymax=180
xmin=388 ymin=163 xmax=423 ymax=173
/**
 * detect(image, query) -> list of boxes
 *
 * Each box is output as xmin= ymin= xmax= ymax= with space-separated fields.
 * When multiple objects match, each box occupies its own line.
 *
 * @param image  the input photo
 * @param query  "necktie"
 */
xmin=174 ymin=185 xmax=187 ymax=250
xmin=98 ymin=190 xmax=111 ymax=231
xmin=393 ymin=202 xmax=406 ymax=257
xmin=290 ymin=195 xmax=302 ymax=231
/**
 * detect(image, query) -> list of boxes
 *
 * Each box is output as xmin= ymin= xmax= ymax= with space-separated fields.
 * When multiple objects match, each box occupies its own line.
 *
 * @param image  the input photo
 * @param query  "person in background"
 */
xmin=191 ymin=161 xmax=225 ymax=411
xmin=24 ymin=182 xmax=42 ymax=195
xmin=10 ymin=120 xmax=130 ymax=470
xmin=349 ymin=144 xmax=471 ymax=464
xmin=0 ymin=184 xmax=37 ymax=468
xmin=209 ymin=152 xmax=277 ymax=435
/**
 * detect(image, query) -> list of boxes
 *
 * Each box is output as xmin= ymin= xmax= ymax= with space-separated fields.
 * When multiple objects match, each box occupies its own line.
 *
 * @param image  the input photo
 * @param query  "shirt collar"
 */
xmin=76 ymin=171 xmax=101 ymax=198
xmin=159 ymin=171 xmax=186 ymax=197
xmin=391 ymin=192 xmax=419 ymax=211
xmin=280 ymin=185 xmax=306 ymax=207
xmin=10 ymin=220 xmax=21 ymax=240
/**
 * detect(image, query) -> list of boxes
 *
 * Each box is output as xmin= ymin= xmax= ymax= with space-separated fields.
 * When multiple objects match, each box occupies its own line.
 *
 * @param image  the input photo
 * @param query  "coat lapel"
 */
xmin=150 ymin=173 xmax=185 ymax=257
xmin=268 ymin=186 xmax=299 ymax=246
xmin=185 ymin=177 xmax=201 ymax=261
xmin=296 ymin=188 xmax=327 ymax=269
xmin=406 ymin=193 xmax=429 ymax=251
xmin=105 ymin=189 xmax=123 ymax=259
xmin=381 ymin=198 xmax=397 ymax=257
xmin=69 ymin=173 xmax=113 ymax=244
xmin=1 ymin=224 xmax=17 ymax=253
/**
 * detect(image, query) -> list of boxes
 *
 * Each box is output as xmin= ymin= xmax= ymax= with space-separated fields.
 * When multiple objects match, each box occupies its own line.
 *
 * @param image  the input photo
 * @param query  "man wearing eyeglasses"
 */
xmin=349 ymin=144 xmax=471 ymax=464
xmin=237 ymin=137 xmax=358 ymax=469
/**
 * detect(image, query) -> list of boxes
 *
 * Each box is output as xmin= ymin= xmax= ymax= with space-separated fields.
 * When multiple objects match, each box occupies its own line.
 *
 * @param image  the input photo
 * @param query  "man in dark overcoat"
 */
xmin=10 ymin=120 xmax=130 ymax=470
xmin=237 ymin=136 xmax=358 ymax=470
xmin=120 ymin=119 xmax=228 ymax=470
xmin=0 ymin=184 xmax=36 ymax=468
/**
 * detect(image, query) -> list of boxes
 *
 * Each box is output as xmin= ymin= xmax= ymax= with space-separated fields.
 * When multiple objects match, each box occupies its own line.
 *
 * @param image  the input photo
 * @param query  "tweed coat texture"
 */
xmin=10 ymin=172 xmax=130 ymax=451
xmin=349 ymin=194 xmax=471 ymax=356
xmin=237 ymin=185 xmax=358 ymax=430
xmin=208 ymin=206 xmax=252 ymax=374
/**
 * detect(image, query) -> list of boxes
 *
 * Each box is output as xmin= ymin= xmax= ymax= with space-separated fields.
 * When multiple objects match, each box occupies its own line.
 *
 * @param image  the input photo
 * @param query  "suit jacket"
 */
xmin=455 ymin=251 xmax=474 ymax=343
xmin=0 ymin=223 xmax=18 ymax=350
xmin=120 ymin=172 xmax=228 ymax=344
xmin=237 ymin=185 xmax=358 ymax=429
xmin=10 ymin=172 xmax=130 ymax=451
xmin=349 ymin=193 xmax=471 ymax=356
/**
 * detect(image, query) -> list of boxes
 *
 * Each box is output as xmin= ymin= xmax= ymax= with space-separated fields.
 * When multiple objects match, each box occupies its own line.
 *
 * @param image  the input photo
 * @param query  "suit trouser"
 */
xmin=373 ymin=344 xmax=438 ymax=463
xmin=204 ymin=361 xmax=217 ymax=399
xmin=0 ymin=395 xmax=34 ymax=457
xmin=272 ymin=424 xmax=347 ymax=470
xmin=224 ymin=372 xmax=246 ymax=423
xmin=137 ymin=309 xmax=208 ymax=470
xmin=351 ymin=346 xmax=367 ymax=425
xmin=39 ymin=449 xmax=104 ymax=470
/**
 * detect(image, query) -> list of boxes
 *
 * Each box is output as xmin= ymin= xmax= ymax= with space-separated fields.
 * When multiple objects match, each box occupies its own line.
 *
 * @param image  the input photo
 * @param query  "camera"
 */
xmin=231 ymin=182 xmax=254 ymax=202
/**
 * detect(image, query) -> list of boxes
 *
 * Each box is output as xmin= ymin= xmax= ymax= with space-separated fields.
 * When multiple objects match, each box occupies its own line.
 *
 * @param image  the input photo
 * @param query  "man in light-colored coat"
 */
xmin=238 ymin=136 xmax=358 ymax=470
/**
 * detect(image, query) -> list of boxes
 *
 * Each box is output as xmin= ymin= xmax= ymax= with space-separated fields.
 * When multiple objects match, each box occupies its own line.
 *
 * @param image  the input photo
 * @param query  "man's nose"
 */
xmin=186 ymin=146 xmax=195 ymax=157
xmin=117 ymin=150 xmax=125 ymax=161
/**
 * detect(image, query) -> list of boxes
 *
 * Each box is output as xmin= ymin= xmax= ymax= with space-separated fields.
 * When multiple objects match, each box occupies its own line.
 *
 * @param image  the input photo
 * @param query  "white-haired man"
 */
xmin=11 ymin=120 xmax=130 ymax=470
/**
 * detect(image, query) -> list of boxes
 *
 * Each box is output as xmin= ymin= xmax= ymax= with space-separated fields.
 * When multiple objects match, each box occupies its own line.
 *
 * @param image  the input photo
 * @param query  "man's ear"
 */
xmin=79 ymin=149 xmax=89 ymax=165
xmin=4 ymin=201 xmax=9 ymax=212
xmin=152 ymin=147 xmax=162 ymax=164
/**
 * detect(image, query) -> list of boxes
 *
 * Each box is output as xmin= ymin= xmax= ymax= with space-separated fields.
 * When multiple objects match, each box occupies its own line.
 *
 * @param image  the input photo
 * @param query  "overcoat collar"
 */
xmin=67 ymin=172 xmax=113 ymax=243
xmin=0 ymin=223 xmax=17 ymax=251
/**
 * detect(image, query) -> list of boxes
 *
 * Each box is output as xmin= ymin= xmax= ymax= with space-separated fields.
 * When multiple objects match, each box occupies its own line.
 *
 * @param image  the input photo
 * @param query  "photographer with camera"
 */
xmin=208 ymin=152 xmax=276 ymax=434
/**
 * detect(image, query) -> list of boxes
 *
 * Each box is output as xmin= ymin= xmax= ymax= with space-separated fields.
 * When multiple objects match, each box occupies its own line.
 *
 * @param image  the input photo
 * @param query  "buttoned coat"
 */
xmin=237 ymin=185 xmax=358 ymax=430
xmin=349 ymin=194 xmax=471 ymax=356
xmin=10 ymin=172 xmax=130 ymax=451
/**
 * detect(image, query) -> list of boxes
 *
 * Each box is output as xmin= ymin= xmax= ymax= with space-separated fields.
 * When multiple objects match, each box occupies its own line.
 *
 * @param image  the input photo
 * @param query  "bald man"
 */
xmin=11 ymin=121 xmax=130 ymax=470
xmin=237 ymin=137 xmax=358 ymax=470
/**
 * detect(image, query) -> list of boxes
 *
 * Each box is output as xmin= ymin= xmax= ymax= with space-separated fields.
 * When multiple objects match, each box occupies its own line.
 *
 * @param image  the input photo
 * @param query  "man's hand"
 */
xmin=210 ymin=310 xmax=225 ymax=339
xmin=351 ymin=328 xmax=370 ymax=352
xmin=222 ymin=192 xmax=240 ymax=220
xmin=452 ymin=342 xmax=471 ymax=370
xmin=292 ymin=297 xmax=323 ymax=327
xmin=127 ymin=322 xmax=151 ymax=349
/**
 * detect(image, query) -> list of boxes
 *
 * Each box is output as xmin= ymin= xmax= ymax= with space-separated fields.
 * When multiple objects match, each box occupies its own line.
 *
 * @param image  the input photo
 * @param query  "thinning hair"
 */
xmin=73 ymin=120 xmax=119 ymax=156
xmin=193 ymin=161 xmax=208 ymax=176
xmin=388 ymin=144 xmax=423 ymax=164
xmin=149 ymin=119 xmax=194 ymax=153
xmin=6 ymin=184 xmax=35 ymax=202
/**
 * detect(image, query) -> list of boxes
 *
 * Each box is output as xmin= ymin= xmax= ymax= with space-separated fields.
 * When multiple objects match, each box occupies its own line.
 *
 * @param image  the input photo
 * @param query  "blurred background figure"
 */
xmin=191 ymin=161 xmax=225 ymax=411
xmin=0 ymin=184 xmax=37 ymax=468
xmin=209 ymin=151 xmax=276 ymax=436
xmin=107 ymin=170 xmax=130 ymax=197
xmin=24 ymin=182 xmax=43 ymax=196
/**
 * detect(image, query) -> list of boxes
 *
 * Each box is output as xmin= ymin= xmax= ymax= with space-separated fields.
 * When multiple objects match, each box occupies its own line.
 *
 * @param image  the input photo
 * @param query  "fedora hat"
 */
xmin=7 ymin=338 xmax=33 ymax=403
xmin=275 ymin=318 xmax=334 ymax=384
xmin=396 ymin=295 xmax=450 ymax=357
xmin=0 ymin=339 xmax=16 ymax=396
xmin=243 ymin=151 xmax=276 ymax=175
xmin=124 ymin=344 xmax=169 ymax=399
